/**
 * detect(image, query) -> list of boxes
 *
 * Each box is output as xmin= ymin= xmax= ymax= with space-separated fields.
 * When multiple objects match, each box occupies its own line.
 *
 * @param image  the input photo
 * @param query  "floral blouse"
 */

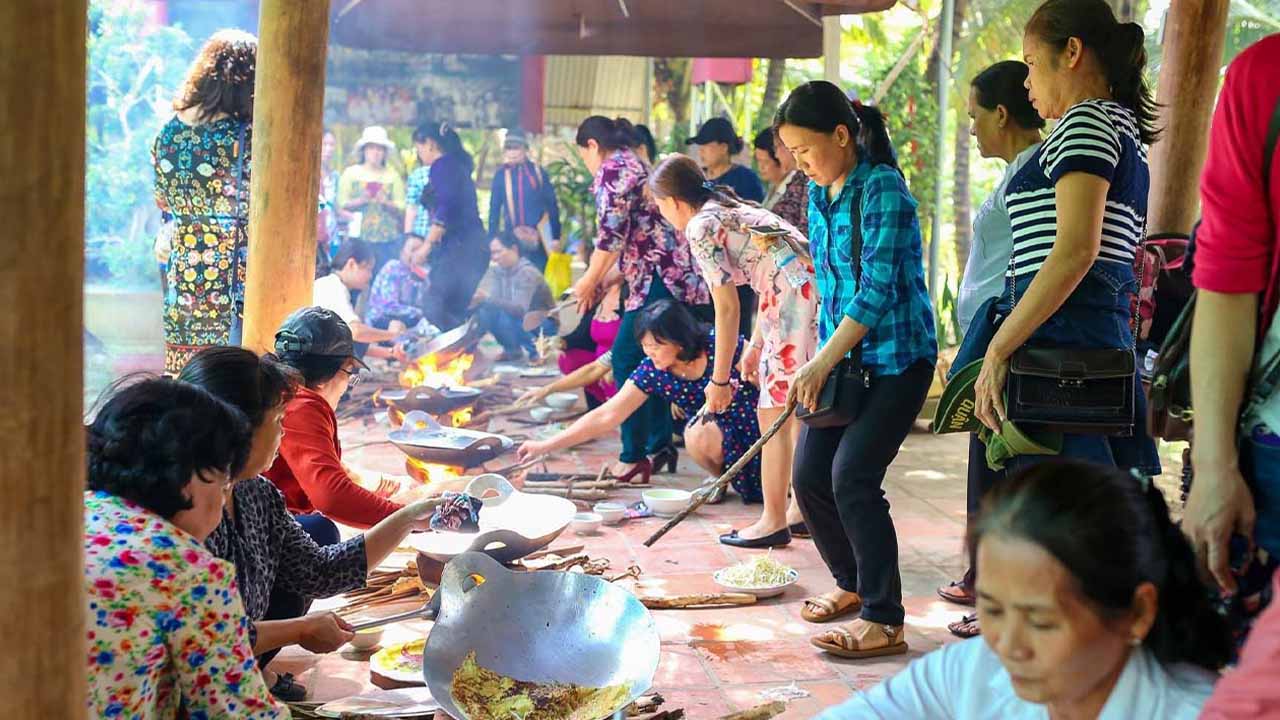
xmin=592 ymin=149 xmax=709 ymax=311
xmin=83 ymin=491 xmax=285 ymax=720
xmin=766 ymin=170 xmax=810 ymax=233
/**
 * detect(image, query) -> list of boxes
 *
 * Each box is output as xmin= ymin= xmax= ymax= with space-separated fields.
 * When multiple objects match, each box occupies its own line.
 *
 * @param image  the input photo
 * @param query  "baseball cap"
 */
xmin=274 ymin=306 xmax=369 ymax=370
xmin=686 ymin=117 xmax=739 ymax=146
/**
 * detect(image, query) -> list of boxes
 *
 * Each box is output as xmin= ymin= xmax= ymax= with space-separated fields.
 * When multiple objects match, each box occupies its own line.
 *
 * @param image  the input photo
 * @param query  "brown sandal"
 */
xmin=800 ymin=592 xmax=862 ymax=623
xmin=937 ymin=580 xmax=976 ymax=607
xmin=811 ymin=620 xmax=908 ymax=659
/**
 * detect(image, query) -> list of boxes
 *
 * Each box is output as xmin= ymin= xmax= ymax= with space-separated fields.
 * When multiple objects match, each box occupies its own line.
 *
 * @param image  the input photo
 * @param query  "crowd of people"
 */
xmin=94 ymin=0 xmax=1280 ymax=716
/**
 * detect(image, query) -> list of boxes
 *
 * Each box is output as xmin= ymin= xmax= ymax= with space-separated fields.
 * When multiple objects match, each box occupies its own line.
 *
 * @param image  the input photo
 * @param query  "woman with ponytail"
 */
xmin=416 ymin=120 xmax=489 ymax=330
xmin=570 ymin=115 xmax=711 ymax=483
xmin=818 ymin=460 xmax=1229 ymax=719
xmin=773 ymin=80 xmax=937 ymax=658
xmin=650 ymin=155 xmax=819 ymax=545
xmin=970 ymin=0 xmax=1161 ymax=477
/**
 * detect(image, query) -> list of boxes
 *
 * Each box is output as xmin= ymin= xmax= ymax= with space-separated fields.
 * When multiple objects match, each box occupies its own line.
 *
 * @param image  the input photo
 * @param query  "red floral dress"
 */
xmin=684 ymin=200 xmax=819 ymax=407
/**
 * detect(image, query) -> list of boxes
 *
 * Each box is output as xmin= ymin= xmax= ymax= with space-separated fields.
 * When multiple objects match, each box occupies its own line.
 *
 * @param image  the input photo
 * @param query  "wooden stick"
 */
xmin=639 ymin=593 xmax=758 ymax=609
xmin=521 ymin=544 xmax=585 ymax=561
xmin=521 ymin=486 xmax=609 ymax=501
xmin=716 ymin=702 xmax=786 ymax=720
xmin=644 ymin=402 xmax=796 ymax=547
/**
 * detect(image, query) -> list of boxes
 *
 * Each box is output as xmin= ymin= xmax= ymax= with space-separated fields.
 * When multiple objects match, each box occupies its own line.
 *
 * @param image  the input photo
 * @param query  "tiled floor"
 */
xmin=274 ymin=359 xmax=1185 ymax=719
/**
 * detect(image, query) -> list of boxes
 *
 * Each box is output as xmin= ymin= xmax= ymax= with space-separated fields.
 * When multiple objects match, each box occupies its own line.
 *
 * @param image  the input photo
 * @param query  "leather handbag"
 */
xmin=1006 ymin=346 xmax=1136 ymax=435
xmin=797 ymin=186 xmax=870 ymax=428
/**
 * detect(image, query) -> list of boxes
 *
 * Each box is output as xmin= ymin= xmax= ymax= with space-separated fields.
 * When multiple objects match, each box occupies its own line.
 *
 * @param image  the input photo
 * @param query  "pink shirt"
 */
xmin=1193 ymin=33 xmax=1280 ymax=330
xmin=1200 ymin=571 xmax=1280 ymax=718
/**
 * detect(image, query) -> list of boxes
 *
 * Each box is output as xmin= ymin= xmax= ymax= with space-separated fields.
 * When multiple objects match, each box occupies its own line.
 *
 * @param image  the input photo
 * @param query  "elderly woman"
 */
xmin=754 ymin=127 xmax=809 ymax=232
xmin=518 ymin=300 xmax=763 ymax=499
xmin=816 ymin=460 xmax=1231 ymax=719
xmin=178 ymin=347 xmax=440 ymax=700
xmin=84 ymin=377 xmax=286 ymax=718
xmin=153 ymin=30 xmax=257 ymax=374
xmin=338 ymin=125 xmax=406 ymax=272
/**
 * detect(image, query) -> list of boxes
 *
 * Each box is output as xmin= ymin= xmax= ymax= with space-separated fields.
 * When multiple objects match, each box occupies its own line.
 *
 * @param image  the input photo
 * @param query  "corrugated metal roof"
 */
xmin=544 ymin=55 xmax=648 ymax=128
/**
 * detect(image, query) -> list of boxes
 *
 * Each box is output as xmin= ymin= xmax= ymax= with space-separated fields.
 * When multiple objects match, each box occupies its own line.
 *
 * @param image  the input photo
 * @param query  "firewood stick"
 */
xmin=639 ymin=593 xmax=758 ymax=609
xmin=520 ymin=486 xmax=609 ymax=501
xmin=521 ymin=544 xmax=586 ymax=561
xmin=715 ymin=702 xmax=786 ymax=720
xmin=644 ymin=402 xmax=795 ymax=547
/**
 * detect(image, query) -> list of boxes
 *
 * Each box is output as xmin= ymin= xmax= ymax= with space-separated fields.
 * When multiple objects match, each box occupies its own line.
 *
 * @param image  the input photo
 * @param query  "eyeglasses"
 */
xmin=339 ymin=367 xmax=364 ymax=388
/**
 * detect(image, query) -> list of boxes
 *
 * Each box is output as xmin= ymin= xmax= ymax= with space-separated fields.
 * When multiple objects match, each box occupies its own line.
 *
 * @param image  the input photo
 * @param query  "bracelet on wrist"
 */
xmin=709 ymin=377 xmax=731 ymax=387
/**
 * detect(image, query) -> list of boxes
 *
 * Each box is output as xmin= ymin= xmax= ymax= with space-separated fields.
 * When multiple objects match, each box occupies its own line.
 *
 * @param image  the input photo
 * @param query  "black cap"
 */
xmin=686 ymin=117 xmax=739 ymax=146
xmin=274 ymin=306 xmax=369 ymax=370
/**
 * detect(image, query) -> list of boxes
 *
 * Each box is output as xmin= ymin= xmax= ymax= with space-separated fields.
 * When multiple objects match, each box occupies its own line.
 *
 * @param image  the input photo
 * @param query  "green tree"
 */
xmin=85 ymin=0 xmax=193 ymax=288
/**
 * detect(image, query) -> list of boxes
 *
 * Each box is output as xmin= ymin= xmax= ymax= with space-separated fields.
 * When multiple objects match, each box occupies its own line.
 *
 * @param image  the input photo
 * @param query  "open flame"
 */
xmin=405 ymin=457 xmax=467 ymax=492
xmin=389 ymin=406 xmax=473 ymax=429
xmin=400 ymin=351 xmax=474 ymax=389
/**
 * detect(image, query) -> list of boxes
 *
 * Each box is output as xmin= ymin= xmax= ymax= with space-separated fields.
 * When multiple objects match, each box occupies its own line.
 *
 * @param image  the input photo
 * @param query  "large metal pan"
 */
xmin=409 ymin=319 xmax=482 ymax=360
xmin=389 ymin=411 xmax=512 ymax=468
xmin=409 ymin=474 xmax=575 ymax=564
xmin=423 ymin=552 xmax=660 ymax=720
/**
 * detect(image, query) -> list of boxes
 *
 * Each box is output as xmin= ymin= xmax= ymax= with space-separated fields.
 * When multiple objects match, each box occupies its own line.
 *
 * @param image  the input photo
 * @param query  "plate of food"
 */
xmin=315 ymin=687 xmax=438 ymax=717
xmin=370 ymin=638 xmax=426 ymax=685
xmin=712 ymin=554 xmax=799 ymax=599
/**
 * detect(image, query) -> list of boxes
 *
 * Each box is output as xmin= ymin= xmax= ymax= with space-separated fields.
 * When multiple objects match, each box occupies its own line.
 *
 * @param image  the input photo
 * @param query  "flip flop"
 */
xmin=937 ymin=580 xmax=976 ymax=607
xmin=800 ymin=593 xmax=862 ymax=623
xmin=811 ymin=622 xmax=908 ymax=659
xmin=948 ymin=613 xmax=981 ymax=638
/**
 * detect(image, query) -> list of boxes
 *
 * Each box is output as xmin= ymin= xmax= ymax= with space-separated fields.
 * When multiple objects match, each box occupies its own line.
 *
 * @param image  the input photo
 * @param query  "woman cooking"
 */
xmin=518 ymin=300 xmax=764 ymax=503
xmin=569 ymin=116 xmax=711 ymax=485
xmin=649 ymin=155 xmax=819 ymax=548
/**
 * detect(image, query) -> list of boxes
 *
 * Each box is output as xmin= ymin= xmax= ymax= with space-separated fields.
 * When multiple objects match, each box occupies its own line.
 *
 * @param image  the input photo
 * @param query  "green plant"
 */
xmin=545 ymin=142 xmax=597 ymax=252
xmin=86 ymin=0 xmax=193 ymax=288
xmin=935 ymin=274 xmax=964 ymax=349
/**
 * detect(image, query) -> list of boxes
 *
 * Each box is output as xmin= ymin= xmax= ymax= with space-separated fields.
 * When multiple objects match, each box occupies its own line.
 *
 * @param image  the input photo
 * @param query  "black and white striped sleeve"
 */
xmin=1040 ymin=102 xmax=1121 ymax=184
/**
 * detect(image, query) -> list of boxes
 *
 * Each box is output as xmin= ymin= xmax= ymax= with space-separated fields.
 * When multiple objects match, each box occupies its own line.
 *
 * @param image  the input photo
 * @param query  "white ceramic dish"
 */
xmin=492 ymin=364 xmax=522 ymax=377
xmin=315 ymin=687 xmax=439 ymax=717
xmin=642 ymin=488 xmax=692 ymax=517
xmin=348 ymin=627 xmax=384 ymax=651
xmin=712 ymin=567 xmax=800 ymax=599
xmin=520 ymin=366 xmax=560 ymax=378
xmin=544 ymin=391 xmax=578 ymax=410
xmin=529 ymin=406 xmax=554 ymax=422
xmin=593 ymin=502 xmax=626 ymax=525
xmin=571 ymin=512 xmax=603 ymax=534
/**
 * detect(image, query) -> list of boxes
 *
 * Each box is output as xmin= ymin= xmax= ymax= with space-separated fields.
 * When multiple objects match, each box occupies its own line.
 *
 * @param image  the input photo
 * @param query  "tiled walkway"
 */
xmin=274 ymin=360 xmax=1184 ymax=719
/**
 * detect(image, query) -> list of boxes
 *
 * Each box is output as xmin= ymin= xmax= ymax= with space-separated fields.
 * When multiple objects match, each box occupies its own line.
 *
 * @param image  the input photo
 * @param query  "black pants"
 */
xmin=256 ymin=513 xmax=342 ymax=669
xmin=792 ymin=359 xmax=933 ymax=626
xmin=424 ymin=238 xmax=489 ymax=330
xmin=962 ymin=433 xmax=1005 ymax=587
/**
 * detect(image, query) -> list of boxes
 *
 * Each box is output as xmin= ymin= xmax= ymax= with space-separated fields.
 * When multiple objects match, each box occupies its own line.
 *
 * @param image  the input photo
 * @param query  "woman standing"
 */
xmin=754 ymin=128 xmax=809 ymax=232
xmin=570 ymin=116 xmax=711 ymax=481
xmin=971 ymin=0 xmax=1161 ymax=479
xmin=153 ymin=30 xmax=257 ymax=374
xmin=937 ymin=61 xmax=1045 ymax=635
xmin=338 ymin=125 xmax=406 ymax=274
xmin=776 ymin=82 xmax=937 ymax=658
xmin=650 ymin=155 xmax=818 ymax=547
xmin=416 ymin=121 xmax=490 ymax=331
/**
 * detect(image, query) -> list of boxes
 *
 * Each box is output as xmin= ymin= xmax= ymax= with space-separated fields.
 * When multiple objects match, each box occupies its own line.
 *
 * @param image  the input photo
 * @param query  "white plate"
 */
xmin=712 ymin=567 xmax=800 ymax=599
xmin=368 ymin=638 xmax=426 ymax=685
xmin=519 ymin=366 xmax=560 ymax=378
xmin=316 ymin=687 xmax=439 ymax=717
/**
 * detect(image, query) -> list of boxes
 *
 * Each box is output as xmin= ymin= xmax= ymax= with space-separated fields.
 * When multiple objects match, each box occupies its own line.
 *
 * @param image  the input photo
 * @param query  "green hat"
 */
xmin=980 ymin=421 xmax=1063 ymax=471
xmin=933 ymin=358 xmax=984 ymax=434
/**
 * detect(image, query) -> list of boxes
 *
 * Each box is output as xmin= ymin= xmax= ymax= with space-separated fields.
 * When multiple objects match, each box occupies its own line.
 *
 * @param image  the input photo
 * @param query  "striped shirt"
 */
xmin=1006 ymin=99 xmax=1149 ymax=280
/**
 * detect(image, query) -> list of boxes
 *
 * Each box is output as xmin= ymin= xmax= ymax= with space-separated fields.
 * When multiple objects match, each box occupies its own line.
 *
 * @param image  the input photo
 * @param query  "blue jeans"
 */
xmin=613 ymin=274 xmax=677 ymax=463
xmin=474 ymin=304 xmax=557 ymax=356
xmin=1247 ymin=436 xmax=1280 ymax=559
xmin=956 ymin=262 xmax=1161 ymax=476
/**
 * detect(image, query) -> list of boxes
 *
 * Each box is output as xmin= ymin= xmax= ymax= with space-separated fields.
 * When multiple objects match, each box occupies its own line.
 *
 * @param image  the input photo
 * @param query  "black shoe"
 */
xmin=719 ymin=527 xmax=792 ymax=548
xmin=269 ymin=672 xmax=307 ymax=702
xmin=649 ymin=445 xmax=679 ymax=473
xmin=788 ymin=521 xmax=811 ymax=539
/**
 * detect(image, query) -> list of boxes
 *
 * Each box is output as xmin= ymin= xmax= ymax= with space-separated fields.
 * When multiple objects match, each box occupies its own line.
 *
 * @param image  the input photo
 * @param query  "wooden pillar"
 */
xmin=1146 ymin=0 xmax=1229 ymax=236
xmin=0 ymin=1 xmax=88 ymax=718
xmin=241 ymin=0 xmax=332 ymax=353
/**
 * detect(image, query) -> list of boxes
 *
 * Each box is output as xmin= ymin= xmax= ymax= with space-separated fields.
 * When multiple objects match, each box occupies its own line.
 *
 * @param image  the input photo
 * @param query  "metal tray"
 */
xmin=381 ymin=385 xmax=482 ymax=417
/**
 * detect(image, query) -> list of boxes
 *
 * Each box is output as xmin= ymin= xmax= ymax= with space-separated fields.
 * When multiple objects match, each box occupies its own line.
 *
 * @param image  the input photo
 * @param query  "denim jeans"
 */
xmin=1247 ymin=436 xmax=1280 ymax=559
xmin=473 ymin=304 xmax=556 ymax=356
xmin=613 ymin=273 xmax=677 ymax=463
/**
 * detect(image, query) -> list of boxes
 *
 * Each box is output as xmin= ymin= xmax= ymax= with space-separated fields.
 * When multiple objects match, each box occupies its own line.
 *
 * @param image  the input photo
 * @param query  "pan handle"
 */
xmin=464 ymin=473 xmax=515 ymax=505
xmin=436 ymin=551 xmax=508 ymax=616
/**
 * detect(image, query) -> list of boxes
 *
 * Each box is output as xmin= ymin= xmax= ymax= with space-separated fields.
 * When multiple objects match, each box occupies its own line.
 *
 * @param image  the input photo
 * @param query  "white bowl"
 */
xmin=528 ymin=406 xmax=555 ymax=422
xmin=571 ymin=512 xmax=603 ymax=534
xmin=642 ymin=488 xmax=692 ymax=517
xmin=492 ymin=364 xmax=522 ymax=377
xmin=712 ymin=567 xmax=800 ymax=599
xmin=544 ymin=392 xmax=578 ymax=411
xmin=593 ymin=502 xmax=626 ymax=525
xmin=348 ymin=627 xmax=384 ymax=651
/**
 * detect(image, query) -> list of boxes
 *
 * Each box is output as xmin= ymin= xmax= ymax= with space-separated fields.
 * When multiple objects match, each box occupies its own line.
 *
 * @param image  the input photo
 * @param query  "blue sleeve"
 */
xmin=488 ymin=167 xmax=505 ymax=235
xmin=543 ymin=167 xmax=562 ymax=239
xmin=843 ymin=169 xmax=921 ymax=329
xmin=628 ymin=359 xmax=661 ymax=397
xmin=430 ymin=158 xmax=461 ymax=228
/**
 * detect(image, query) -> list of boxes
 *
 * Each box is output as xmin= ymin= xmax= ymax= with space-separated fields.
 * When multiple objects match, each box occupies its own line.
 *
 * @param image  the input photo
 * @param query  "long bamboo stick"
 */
xmin=644 ymin=402 xmax=796 ymax=547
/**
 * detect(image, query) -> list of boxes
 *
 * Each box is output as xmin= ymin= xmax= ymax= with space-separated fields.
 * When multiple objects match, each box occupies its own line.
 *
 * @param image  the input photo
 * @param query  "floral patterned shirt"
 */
xmin=592 ymin=149 xmax=709 ymax=311
xmin=83 ymin=491 xmax=285 ymax=720
xmin=368 ymin=259 xmax=427 ymax=328
xmin=765 ymin=170 xmax=810 ymax=234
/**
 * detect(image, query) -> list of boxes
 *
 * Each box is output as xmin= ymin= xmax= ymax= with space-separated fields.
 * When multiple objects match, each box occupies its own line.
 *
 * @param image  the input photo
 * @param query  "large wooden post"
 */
xmin=241 ymin=0 xmax=332 ymax=353
xmin=1146 ymin=0 xmax=1229 ymax=236
xmin=0 ymin=1 xmax=88 ymax=718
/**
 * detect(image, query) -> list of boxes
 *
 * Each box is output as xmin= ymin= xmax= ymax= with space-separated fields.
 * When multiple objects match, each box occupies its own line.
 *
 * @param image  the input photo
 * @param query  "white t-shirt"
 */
xmin=814 ymin=637 xmax=1215 ymax=720
xmin=313 ymin=272 xmax=359 ymax=326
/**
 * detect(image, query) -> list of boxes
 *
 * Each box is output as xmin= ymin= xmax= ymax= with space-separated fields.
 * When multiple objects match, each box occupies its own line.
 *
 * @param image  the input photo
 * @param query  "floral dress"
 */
xmin=630 ymin=333 xmax=763 ymax=502
xmin=152 ymin=116 xmax=251 ymax=374
xmin=593 ymin=149 xmax=710 ymax=311
xmin=83 ymin=491 xmax=285 ymax=720
xmin=684 ymin=200 xmax=819 ymax=407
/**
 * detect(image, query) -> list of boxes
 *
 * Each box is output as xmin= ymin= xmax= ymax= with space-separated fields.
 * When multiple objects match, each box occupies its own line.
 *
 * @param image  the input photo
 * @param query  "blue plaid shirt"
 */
xmin=808 ymin=160 xmax=937 ymax=375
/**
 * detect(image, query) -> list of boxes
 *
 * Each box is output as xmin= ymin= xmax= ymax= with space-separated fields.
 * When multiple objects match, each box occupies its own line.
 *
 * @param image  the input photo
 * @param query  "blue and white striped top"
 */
xmin=1005 ymin=99 xmax=1149 ymax=280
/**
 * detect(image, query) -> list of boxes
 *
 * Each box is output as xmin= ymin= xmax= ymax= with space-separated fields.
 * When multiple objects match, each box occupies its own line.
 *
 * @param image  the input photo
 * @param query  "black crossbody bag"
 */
xmin=797 ymin=188 xmax=871 ymax=428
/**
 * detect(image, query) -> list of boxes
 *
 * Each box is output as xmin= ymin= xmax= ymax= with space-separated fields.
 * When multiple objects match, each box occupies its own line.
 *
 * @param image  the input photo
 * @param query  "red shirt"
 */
xmin=264 ymin=386 xmax=402 ymax=529
xmin=1194 ymin=33 xmax=1280 ymax=330
xmin=1200 ymin=570 xmax=1280 ymax=719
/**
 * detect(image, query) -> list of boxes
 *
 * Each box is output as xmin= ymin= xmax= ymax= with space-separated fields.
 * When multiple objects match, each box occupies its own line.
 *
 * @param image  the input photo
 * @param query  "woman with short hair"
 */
xmin=753 ymin=127 xmax=809 ymax=232
xmin=816 ymin=460 xmax=1230 ymax=719
xmin=83 ymin=377 xmax=286 ymax=718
